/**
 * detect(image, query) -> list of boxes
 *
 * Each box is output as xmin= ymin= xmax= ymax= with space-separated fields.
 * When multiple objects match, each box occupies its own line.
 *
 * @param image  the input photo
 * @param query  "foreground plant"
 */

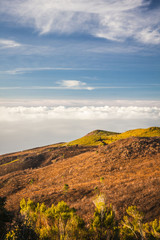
xmin=90 ymin=194 xmax=119 ymax=240
xmin=19 ymin=198 xmax=86 ymax=239
xmin=120 ymin=206 xmax=160 ymax=240
xmin=3 ymin=196 xmax=160 ymax=240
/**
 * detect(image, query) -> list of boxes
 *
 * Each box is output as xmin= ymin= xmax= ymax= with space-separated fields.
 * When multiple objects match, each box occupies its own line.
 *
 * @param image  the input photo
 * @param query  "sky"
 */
xmin=0 ymin=0 xmax=160 ymax=154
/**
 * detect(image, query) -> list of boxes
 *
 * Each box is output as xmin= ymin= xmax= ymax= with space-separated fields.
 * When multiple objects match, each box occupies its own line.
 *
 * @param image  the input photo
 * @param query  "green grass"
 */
xmin=106 ymin=127 xmax=160 ymax=144
xmin=67 ymin=127 xmax=160 ymax=146
xmin=0 ymin=158 xmax=20 ymax=167
xmin=68 ymin=130 xmax=119 ymax=146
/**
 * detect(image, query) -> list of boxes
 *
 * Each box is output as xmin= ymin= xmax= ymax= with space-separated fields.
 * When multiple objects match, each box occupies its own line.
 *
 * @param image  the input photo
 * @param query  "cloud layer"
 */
xmin=1 ymin=99 xmax=160 ymax=107
xmin=1 ymin=0 xmax=160 ymax=44
xmin=1 ymin=105 xmax=160 ymax=122
xmin=0 ymin=105 xmax=160 ymax=154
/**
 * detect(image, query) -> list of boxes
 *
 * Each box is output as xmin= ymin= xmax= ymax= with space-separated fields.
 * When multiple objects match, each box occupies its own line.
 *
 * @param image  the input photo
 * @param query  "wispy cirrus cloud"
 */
xmin=2 ymin=67 xmax=75 ymax=75
xmin=0 ymin=66 xmax=101 ymax=75
xmin=0 ymin=83 xmax=159 ymax=91
xmin=0 ymin=38 xmax=21 ymax=49
xmin=0 ymin=0 xmax=160 ymax=44
xmin=136 ymin=27 xmax=160 ymax=45
xmin=0 ymin=80 xmax=94 ymax=91
xmin=0 ymin=41 xmax=65 ymax=56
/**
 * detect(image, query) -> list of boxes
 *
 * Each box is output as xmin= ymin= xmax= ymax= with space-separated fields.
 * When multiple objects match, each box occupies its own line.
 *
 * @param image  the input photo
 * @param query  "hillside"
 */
xmin=0 ymin=135 xmax=160 ymax=224
xmin=109 ymin=126 xmax=160 ymax=142
xmin=68 ymin=129 xmax=119 ymax=146
xmin=0 ymin=144 xmax=96 ymax=176
xmin=68 ymin=127 xmax=160 ymax=146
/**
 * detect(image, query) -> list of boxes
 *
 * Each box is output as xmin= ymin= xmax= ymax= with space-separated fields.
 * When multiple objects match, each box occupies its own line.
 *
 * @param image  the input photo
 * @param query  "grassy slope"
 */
xmin=68 ymin=130 xmax=120 ymax=146
xmin=68 ymin=127 xmax=160 ymax=146
xmin=109 ymin=126 xmax=160 ymax=143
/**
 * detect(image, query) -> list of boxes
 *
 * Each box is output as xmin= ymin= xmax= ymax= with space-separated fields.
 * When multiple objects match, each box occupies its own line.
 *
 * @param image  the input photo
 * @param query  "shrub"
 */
xmin=91 ymin=194 xmax=119 ymax=240
xmin=3 ymin=196 xmax=160 ymax=240
xmin=64 ymin=184 xmax=69 ymax=192
xmin=29 ymin=179 xmax=34 ymax=185
xmin=121 ymin=206 xmax=147 ymax=240
xmin=19 ymin=199 xmax=86 ymax=240
xmin=100 ymin=177 xmax=104 ymax=183
xmin=150 ymin=219 xmax=160 ymax=239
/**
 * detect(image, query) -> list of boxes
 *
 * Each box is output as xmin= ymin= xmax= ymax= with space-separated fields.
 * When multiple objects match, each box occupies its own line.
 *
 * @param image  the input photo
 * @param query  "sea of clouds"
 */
xmin=1 ymin=105 xmax=160 ymax=121
xmin=0 ymin=104 xmax=160 ymax=154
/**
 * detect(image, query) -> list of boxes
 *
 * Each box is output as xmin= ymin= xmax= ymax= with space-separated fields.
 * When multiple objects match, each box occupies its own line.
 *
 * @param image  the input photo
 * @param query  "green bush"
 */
xmin=3 ymin=196 xmax=160 ymax=240
xmin=100 ymin=177 xmax=104 ymax=183
xmin=91 ymin=194 xmax=119 ymax=239
xmin=63 ymin=184 xmax=69 ymax=192
xmin=19 ymin=199 xmax=86 ymax=240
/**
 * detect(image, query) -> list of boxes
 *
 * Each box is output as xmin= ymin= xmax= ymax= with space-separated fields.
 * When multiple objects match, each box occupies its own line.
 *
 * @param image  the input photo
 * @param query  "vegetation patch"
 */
xmin=68 ymin=129 xmax=119 ymax=146
xmin=0 ymin=158 xmax=20 ymax=167
xmin=2 ymin=196 xmax=160 ymax=240
xmin=68 ymin=127 xmax=160 ymax=146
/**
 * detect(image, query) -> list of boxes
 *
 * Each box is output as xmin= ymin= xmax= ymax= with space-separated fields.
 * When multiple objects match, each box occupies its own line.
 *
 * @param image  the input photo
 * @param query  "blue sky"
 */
xmin=0 ymin=0 xmax=160 ymax=154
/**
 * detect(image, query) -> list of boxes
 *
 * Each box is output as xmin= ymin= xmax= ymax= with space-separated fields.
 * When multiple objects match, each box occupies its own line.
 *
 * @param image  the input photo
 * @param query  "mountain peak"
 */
xmin=86 ymin=129 xmax=119 ymax=136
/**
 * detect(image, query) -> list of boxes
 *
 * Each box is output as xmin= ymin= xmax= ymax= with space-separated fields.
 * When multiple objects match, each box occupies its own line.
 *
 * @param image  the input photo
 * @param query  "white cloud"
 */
xmin=0 ymin=84 xmax=159 ymax=91
xmin=0 ymin=86 xmax=94 ymax=90
xmin=3 ymin=67 xmax=75 ymax=75
xmin=0 ymin=99 xmax=160 ymax=107
xmin=0 ymin=42 xmax=66 ymax=56
xmin=0 ymin=67 xmax=96 ymax=75
xmin=0 ymin=39 xmax=21 ymax=49
xmin=1 ymin=0 xmax=160 ymax=44
xmin=0 ymin=79 xmax=94 ymax=91
xmin=136 ymin=27 xmax=160 ymax=45
xmin=57 ymin=80 xmax=94 ymax=90
xmin=1 ymin=105 xmax=160 ymax=122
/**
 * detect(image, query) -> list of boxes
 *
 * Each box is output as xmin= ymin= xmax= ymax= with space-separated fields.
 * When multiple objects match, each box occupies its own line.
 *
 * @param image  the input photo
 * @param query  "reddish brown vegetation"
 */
xmin=0 ymin=137 xmax=160 ymax=223
xmin=0 ymin=145 xmax=95 ymax=176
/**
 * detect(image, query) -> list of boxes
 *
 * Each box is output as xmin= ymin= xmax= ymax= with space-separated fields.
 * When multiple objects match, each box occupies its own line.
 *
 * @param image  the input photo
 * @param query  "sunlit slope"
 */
xmin=109 ymin=127 xmax=160 ymax=143
xmin=68 ymin=127 xmax=160 ymax=146
xmin=68 ymin=130 xmax=119 ymax=146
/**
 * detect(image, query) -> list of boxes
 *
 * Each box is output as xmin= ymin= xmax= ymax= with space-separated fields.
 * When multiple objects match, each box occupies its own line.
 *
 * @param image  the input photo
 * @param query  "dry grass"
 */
xmin=0 ymin=137 xmax=160 ymax=223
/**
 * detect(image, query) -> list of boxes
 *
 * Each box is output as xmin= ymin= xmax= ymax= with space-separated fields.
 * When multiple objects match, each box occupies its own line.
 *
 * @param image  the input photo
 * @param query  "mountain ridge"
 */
xmin=68 ymin=126 xmax=160 ymax=146
xmin=1 ymin=127 xmax=160 ymax=157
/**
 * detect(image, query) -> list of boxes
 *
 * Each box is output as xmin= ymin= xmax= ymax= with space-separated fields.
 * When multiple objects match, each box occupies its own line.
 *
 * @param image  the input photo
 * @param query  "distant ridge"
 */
xmin=68 ymin=127 xmax=160 ymax=146
xmin=68 ymin=129 xmax=119 ymax=146
xmin=85 ymin=129 xmax=119 ymax=136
